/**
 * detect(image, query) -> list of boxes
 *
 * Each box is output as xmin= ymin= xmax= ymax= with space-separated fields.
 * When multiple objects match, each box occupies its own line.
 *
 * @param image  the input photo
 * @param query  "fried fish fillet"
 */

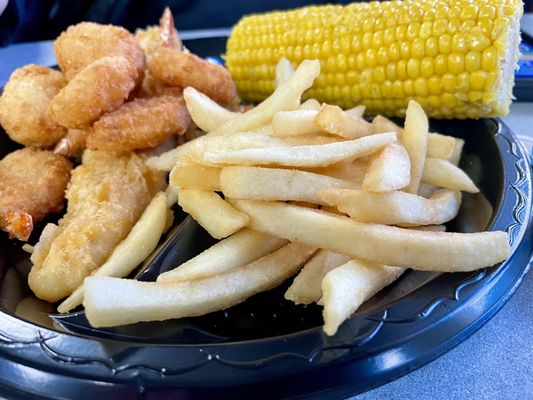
xmin=0 ymin=148 xmax=72 ymax=241
xmin=28 ymin=150 xmax=163 ymax=302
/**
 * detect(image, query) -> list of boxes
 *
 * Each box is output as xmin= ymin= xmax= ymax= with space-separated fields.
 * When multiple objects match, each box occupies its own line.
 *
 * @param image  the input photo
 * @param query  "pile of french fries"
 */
xmin=81 ymin=59 xmax=510 ymax=336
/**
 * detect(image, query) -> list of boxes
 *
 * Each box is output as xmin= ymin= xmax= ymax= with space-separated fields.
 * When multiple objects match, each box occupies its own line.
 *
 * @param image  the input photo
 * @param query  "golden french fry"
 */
xmin=344 ymin=105 xmax=366 ymax=119
xmin=362 ymin=141 xmax=410 ymax=192
xmin=449 ymin=137 xmax=465 ymax=166
xmin=401 ymin=100 xmax=429 ymax=194
xmin=213 ymin=60 xmax=320 ymax=135
xmin=220 ymin=166 xmax=359 ymax=204
xmin=157 ymin=228 xmax=287 ymax=282
xmin=318 ymin=188 xmax=461 ymax=226
xmin=58 ymin=192 xmax=168 ymax=313
xmin=169 ymin=162 xmax=221 ymax=191
xmin=84 ymin=242 xmax=316 ymax=327
xmin=285 ymin=250 xmax=351 ymax=305
xmin=372 ymin=114 xmax=456 ymax=160
xmin=271 ymin=109 xmax=323 ymax=137
xmin=230 ymin=199 xmax=510 ymax=271
xmin=178 ymin=190 xmax=248 ymax=239
xmin=299 ymin=98 xmax=321 ymax=111
xmin=307 ymin=159 xmax=367 ymax=186
xmin=423 ymin=157 xmax=479 ymax=193
xmin=372 ymin=115 xmax=402 ymax=134
xmin=202 ymin=132 xmax=396 ymax=168
xmin=275 ymin=57 xmax=295 ymax=88
xmin=314 ymin=104 xmax=374 ymax=139
xmin=321 ymin=259 xmax=405 ymax=336
xmin=183 ymin=87 xmax=237 ymax=132
xmin=427 ymin=133 xmax=455 ymax=159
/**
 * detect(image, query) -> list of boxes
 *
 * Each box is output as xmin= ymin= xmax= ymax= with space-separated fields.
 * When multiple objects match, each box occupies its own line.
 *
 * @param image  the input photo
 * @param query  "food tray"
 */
xmin=0 ymin=35 xmax=531 ymax=399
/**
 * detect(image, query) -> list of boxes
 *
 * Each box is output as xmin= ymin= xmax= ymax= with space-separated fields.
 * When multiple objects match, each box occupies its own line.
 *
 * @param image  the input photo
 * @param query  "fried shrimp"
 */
xmin=0 ymin=148 xmax=72 ymax=241
xmin=87 ymin=95 xmax=191 ymax=154
xmin=148 ymin=48 xmax=237 ymax=106
xmin=28 ymin=151 xmax=162 ymax=302
xmin=0 ymin=65 xmax=67 ymax=147
xmin=135 ymin=8 xmax=181 ymax=62
xmin=53 ymin=128 xmax=87 ymax=157
xmin=50 ymin=56 xmax=137 ymax=129
xmin=54 ymin=22 xmax=146 ymax=81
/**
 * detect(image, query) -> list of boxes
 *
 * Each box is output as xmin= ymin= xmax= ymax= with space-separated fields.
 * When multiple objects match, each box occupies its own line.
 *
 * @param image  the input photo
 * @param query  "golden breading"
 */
xmin=137 ymin=71 xmax=184 ymax=98
xmin=0 ymin=65 xmax=67 ymax=147
xmin=0 ymin=148 xmax=72 ymax=241
xmin=28 ymin=151 xmax=160 ymax=302
xmin=50 ymin=56 xmax=137 ymax=129
xmin=87 ymin=95 xmax=191 ymax=154
xmin=148 ymin=48 xmax=237 ymax=106
xmin=53 ymin=22 xmax=146 ymax=81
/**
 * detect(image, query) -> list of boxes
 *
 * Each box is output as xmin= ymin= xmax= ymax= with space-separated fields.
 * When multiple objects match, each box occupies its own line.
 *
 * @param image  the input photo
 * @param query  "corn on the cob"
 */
xmin=226 ymin=0 xmax=523 ymax=119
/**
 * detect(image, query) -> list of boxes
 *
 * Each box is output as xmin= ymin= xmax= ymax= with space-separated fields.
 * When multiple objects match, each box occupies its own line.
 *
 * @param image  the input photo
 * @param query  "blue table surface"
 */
xmin=0 ymin=40 xmax=531 ymax=400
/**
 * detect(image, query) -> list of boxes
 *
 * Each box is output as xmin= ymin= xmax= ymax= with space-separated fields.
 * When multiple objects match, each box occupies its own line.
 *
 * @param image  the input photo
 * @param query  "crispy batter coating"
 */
xmin=54 ymin=22 xmax=146 ymax=81
xmin=0 ymin=65 xmax=67 ymax=147
xmin=0 ymin=148 xmax=72 ymax=241
xmin=138 ymin=71 xmax=184 ymax=98
xmin=50 ymin=56 xmax=137 ymax=129
xmin=87 ymin=95 xmax=191 ymax=154
xmin=28 ymin=151 xmax=163 ymax=302
xmin=148 ymin=48 xmax=237 ymax=106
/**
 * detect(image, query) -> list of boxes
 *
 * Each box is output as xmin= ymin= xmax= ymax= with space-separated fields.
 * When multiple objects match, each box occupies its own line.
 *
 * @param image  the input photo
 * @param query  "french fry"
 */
xmin=314 ymin=104 xmax=374 ymax=139
xmin=372 ymin=115 xmax=457 ymax=161
xmin=220 ymin=166 xmax=359 ymax=204
xmin=423 ymin=157 xmax=479 ymax=193
xmin=230 ymin=199 xmax=510 ymax=271
xmin=202 ymin=132 xmax=396 ymax=168
xmin=178 ymin=190 xmax=249 ymax=239
xmin=318 ymin=188 xmax=461 ymax=226
xmin=183 ymin=87 xmax=237 ymax=132
xmin=362 ymin=142 xmax=410 ymax=192
xmin=169 ymin=162 xmax=221 ymax=191
xmin=275 ymin=57 xmax=295 ymax=88
xmin=307 ymin=159 xmax=367 ymax=186
xmin=84 ymin=242 xmax=316 ymax=327
xmin=449 ymin=137 xmax=465 ymax=166
xmin=427 ymin=133 xmax=455 ymax=159
xmin=285 ymin=250 xmax=351 ymax=305
xmin=157 ymin=228 xmax=287 ymax=282
xmin=271 ymin=109 xmax=323 ymax=137
xmin=321 ymin=259 xmax=405 ymax=336
xmin=57 ymin=192 xmax=168 ymax=313
xmin=344 ymin=105 xmax=366 ymax=119
xmin=299 ymin=98 xmax=321 ymax=111
xmin=401 ymin=100 xmax=429 ymax=194
xmin=213 ymin=60 xmax=320 ymax=135
xmin=372 ymin=115 xmax=402 ymax=134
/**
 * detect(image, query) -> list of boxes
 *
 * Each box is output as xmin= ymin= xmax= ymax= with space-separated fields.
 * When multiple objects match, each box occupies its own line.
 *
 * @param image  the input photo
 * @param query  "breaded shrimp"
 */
xmin=54 ymin=22 xmax=146 ymax=81
xmin=53 ymin=128 xmax=87 ymax=158
xmin=0 ymin=148 xmax=72 ymax=241
xmin=0 ymin=65 xmax=67 ymax=147
xmin=50 ymin=56 xmax=137 ymax=129
xmin=138 ymin=71 xmax=184 ymax=98
xmin=28 ymin=151 xmax=163 ymax=302
xmin=148 ymin=48 xmax=237 ymax=106
xmin=135 ymin=7 xmax=181 ymax=62
xmin=87 ymin=95 xmax=191 ymax=154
